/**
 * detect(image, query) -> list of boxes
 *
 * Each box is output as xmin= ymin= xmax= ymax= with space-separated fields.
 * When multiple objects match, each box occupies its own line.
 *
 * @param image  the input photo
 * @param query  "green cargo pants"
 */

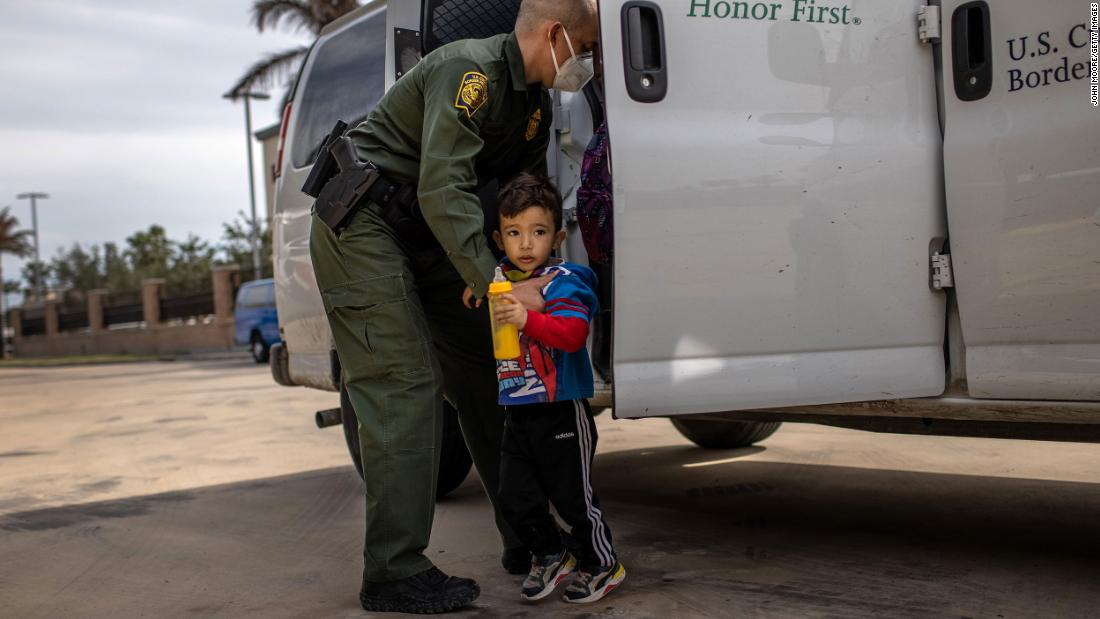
xmin=310 ymin=202 xmax=521 ymax=582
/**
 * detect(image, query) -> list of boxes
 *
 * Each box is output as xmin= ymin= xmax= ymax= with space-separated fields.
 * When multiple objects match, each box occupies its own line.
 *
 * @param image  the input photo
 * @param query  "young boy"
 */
xmin=489 ymin=173 xmax=625 ymax=604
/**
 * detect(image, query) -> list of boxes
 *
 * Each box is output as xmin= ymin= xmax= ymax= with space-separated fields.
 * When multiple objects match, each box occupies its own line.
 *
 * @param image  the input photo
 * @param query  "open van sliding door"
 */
xmin=939 ymin=1 xmax=1100 ymax=401
xmin=601 ymin=0 xmax=950 ymax=418
xmin=418 ymin=0 xmax=606 ymax=385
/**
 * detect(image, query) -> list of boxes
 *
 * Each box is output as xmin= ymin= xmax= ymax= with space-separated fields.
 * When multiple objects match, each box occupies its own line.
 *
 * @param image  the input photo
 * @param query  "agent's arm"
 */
xmin=418 ymin=59 xmax=499 ymax=299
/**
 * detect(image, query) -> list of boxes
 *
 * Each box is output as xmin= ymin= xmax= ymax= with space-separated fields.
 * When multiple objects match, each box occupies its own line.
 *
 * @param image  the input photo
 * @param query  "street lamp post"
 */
xmin=0 ymin=205 xmax=10 ymax=358
xmin=16 ymin=192 xmax=48 ymax=299
xmin=223 ymin=91 xmax=271 ymax=281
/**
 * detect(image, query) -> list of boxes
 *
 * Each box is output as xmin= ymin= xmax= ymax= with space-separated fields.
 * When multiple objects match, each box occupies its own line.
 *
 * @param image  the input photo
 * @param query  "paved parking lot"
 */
xmin=2 ymin=360 xmax=1099 ymax=618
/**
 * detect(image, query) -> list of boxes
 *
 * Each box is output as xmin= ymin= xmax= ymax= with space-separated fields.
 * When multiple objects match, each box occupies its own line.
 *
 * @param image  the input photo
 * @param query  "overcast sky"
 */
xmin=0 ymin=0 xmax=312 ymax=304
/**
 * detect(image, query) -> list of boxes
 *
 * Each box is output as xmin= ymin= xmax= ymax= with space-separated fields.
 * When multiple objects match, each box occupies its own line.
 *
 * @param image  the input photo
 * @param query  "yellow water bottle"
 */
xmin=488 ymin=267 xmax=521 ymax=360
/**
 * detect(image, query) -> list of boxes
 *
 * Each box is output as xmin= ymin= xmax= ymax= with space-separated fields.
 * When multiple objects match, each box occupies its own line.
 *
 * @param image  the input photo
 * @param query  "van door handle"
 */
xmin=621 ymin=1 xmax=667 ymax=103
xmin=951 ymin=1 xmax=992 ymax=101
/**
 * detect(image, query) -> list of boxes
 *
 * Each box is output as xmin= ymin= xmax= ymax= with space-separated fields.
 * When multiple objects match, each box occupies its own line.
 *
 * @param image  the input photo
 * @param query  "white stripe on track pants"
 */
xmin=498 ymin=398 xmax=616 ymax=568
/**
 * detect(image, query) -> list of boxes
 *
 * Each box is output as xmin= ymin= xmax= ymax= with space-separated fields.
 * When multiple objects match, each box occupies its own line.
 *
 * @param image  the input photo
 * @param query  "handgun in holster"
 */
xmin=302 ymin=121 xmax=439 ymax=249
xmin=301 ymin=120 xmax=382 ymax=232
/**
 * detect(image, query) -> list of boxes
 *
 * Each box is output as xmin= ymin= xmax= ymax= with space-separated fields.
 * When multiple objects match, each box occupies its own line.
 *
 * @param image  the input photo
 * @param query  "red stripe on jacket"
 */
xmin=524 ymin=310 xmax=589 ymax=353
xmin=545 ymin=298 xmax=589 ymax=315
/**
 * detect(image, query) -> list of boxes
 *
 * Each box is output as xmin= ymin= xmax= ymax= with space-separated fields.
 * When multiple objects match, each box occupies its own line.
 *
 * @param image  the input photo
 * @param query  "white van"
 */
xmin=270 ymin=0 xmax=1100 ymax=490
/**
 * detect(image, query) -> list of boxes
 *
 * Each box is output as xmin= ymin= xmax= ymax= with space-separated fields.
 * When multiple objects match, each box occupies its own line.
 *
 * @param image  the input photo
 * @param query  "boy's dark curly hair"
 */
xmin=496 ymin=172 xmax=563 ymax=231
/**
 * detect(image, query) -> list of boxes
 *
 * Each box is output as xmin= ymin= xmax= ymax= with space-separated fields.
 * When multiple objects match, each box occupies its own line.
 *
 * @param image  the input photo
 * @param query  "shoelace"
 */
xmin=528 ymin=563 xmax=550 ymax=583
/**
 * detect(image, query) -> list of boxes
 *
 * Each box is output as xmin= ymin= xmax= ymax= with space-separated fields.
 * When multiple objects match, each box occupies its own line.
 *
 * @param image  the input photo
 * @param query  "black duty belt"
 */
xmin=370 ymin=174 xmax=440 ymax=251
xmin=364 ymin=171 xmax=416 ymax=212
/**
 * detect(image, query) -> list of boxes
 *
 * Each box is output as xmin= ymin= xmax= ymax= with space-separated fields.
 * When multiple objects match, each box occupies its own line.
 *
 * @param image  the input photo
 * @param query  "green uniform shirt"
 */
xmin=348 ymin=32 xmax=553 ymax=298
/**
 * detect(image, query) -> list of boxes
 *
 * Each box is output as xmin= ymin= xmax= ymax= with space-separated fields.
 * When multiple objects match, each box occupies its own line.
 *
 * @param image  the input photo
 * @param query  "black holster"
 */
xmin=302 ymin=120 xmax=438 ymax=250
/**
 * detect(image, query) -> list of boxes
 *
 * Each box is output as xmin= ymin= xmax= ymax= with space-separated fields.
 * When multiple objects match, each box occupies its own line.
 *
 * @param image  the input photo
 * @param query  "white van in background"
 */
xmin=270 ymin=0 xmax=1100 ymax=489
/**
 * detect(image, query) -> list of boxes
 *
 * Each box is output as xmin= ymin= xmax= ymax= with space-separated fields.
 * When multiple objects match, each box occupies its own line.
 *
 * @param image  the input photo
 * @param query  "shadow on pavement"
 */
xmin=595 ymin=444 xmax=1100 ymax=555
xmin=2 ymin=445 xmax=1098 ymax=618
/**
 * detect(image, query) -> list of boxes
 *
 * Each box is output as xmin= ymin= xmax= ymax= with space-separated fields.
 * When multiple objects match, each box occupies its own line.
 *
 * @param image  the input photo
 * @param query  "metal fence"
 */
xmin=21 ymin=316 xmax=46 ymax=337
xmin=160 ymin=291 xmax=215 ymax=322
xmin=13 ymin=283 xmax=223 ymax=336
xmin=97 ymin=290 xmax=143 ymax=327
xmin=103 ymin=302 xmax=144 ymax=327
xmin=58 ymin=308 xmax=89 ymax=332
xmin=18 ymin=306 xmax=45 ymax=337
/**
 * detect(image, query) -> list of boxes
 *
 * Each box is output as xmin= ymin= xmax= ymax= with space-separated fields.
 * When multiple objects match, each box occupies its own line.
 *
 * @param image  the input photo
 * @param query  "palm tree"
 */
xmin=229 ymin=0 xmax=361 ymax=98
xmin=0 ymin=207 xmax=34 ymax=358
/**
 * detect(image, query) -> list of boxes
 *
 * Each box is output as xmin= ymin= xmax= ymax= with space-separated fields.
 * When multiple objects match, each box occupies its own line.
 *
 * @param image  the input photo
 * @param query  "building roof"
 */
xmin=254 ymin=123 xmax=280 ymax=141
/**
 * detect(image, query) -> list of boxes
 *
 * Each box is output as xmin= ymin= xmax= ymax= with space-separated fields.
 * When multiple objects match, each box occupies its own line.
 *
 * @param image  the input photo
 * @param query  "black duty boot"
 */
xmin=359 ymin=567 xmax=480 ymax=614
xmin=502 ymin=546 xmax=532 ymax=575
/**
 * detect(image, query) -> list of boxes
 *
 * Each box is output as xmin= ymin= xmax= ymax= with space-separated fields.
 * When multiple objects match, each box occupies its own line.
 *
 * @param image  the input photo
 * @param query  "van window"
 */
xmin=291 ymin=10 xmax=387 ymax=169
xmin=422 ymin=0 xmax=521 ymax=54
xmin=238 ymin=284 xmax=272 ymax=308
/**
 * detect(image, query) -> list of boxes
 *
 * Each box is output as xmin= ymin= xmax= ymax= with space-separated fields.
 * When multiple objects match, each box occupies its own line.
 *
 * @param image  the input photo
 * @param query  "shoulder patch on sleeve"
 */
xmin=454 ymin=71 xmax=489 ymax=118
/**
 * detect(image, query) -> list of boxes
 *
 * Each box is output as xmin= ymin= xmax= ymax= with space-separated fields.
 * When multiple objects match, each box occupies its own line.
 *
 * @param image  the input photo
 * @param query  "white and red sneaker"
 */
xmin=521 ymin=550 xmax=577 ymax=602
xmin=563 ymin=562 xmax=626 ymax=604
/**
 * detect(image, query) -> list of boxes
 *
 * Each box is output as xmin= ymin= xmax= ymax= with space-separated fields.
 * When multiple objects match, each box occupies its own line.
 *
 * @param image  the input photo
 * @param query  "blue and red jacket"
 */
xmin=496 ymin=258 xmax=598 ymax=406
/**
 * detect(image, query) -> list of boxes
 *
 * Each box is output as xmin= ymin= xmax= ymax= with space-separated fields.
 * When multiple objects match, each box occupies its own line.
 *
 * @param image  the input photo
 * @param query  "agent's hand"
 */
xmin=462 ymin=287 xmax=483 ymax=309
xmin=511 ymin=273 xmax=557 ymax=313
xmin=493 ymin=293 xmax=528 ymax=329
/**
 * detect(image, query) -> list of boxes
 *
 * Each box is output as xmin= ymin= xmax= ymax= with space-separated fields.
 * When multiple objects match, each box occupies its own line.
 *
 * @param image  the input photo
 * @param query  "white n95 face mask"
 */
xmin=548 ymin=26 xmax=594 ymax=92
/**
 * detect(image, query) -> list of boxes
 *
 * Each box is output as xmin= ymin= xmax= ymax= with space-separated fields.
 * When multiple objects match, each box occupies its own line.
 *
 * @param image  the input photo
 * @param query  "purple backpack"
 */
xmin=576 ymin=123 xmax=613 ymax=265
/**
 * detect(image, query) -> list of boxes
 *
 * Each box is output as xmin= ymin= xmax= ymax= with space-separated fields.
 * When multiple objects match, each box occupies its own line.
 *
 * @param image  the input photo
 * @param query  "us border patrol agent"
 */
xmin=308 ymin=0 xmax=600 ymax=613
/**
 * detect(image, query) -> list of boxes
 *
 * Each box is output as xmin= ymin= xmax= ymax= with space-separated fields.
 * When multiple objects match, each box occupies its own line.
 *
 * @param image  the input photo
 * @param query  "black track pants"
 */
xmin=499 ymin=399 xmax=617 ymax=569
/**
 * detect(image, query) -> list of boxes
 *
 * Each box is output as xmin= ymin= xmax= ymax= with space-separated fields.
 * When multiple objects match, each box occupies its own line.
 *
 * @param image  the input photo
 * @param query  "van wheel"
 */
xmin=340 ymin=386 xmax=473 ymax=498
xmin=671 ymin=418 xmax=782 ymax=449
xmin=250 ymin=332 xmax=270 ymax=364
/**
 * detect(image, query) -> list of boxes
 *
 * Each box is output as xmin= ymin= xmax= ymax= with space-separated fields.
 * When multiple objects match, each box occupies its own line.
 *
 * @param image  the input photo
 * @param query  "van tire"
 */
xmin=250 ymin=332 xmax=270 ymax=364
xmin=340 ymin=386 xmax=473 ymax=498
xmin=671 ymin=418 xmax=782 ymax=449
xmin=268 ymin=342 xmax=294 ymax=387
